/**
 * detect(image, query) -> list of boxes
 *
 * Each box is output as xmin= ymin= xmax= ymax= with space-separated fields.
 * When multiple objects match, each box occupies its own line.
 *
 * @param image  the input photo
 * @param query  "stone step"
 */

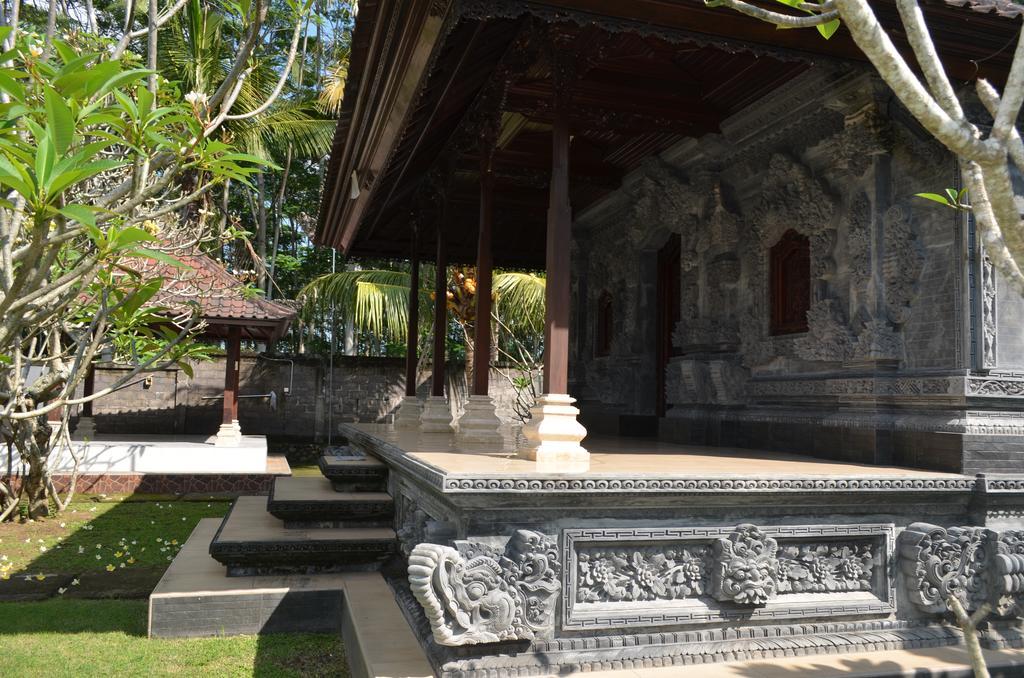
xmin=267 ymin=476 xmax=394 ymax=526
xmin=318 ymin=452 xmax=388 ymax=492
xmin=209 ymin=496 xmax=396 ymax=576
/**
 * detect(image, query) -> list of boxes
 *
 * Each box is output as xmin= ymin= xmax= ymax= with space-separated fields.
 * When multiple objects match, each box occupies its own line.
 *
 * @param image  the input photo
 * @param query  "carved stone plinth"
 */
xmin=455 ymin=395 xmax=503 ymax=450
xmin=408 ymin=530 xmax=560 ymax=646
xmin=420 ymin=396 xmax=454 ymax=433
xmin=214 ymin=420 xmax=242 ymax=447
xmin=74 ymin=416 xmax=96 ymax=439
xmin=394 ymin=396 xmax=423 ymax=429
xmin=519 ymin=394 xmax=588 ymax=471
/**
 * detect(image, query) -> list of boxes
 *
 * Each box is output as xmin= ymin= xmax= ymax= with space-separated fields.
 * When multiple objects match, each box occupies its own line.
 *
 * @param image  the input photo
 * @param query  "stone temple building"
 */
xmin=149 ymin=1 xmax=1024 ymax=676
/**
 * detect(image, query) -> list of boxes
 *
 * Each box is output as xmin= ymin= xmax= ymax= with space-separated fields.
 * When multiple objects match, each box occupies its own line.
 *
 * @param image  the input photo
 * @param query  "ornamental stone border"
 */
xmin=561 ymin=523 xmax=896 ymax=630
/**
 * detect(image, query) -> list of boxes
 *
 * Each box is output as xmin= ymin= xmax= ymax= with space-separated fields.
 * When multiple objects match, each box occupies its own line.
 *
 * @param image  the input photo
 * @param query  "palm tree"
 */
xmin=298 ymin=264 xmax=546 ymax=368
xmin=160 ymin=0 xmax=337 ymax=290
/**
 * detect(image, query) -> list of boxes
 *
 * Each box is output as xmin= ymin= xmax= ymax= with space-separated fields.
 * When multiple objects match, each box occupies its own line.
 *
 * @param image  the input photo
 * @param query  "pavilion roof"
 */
xmin=146 ymin=251 xmax=298 ymax=343
xmin=316 ymin=0 xmax=1023 ymax=268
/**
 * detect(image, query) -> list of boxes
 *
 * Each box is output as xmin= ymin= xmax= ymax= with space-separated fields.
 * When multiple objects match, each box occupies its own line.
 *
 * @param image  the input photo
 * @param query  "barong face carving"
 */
xmin=899 ymin=522 xmax=1001 ymax=615
xmin=408 ymin=530 xmax=560 ymax=646
xmin=712 ymin=524 xmax=780 ymax=605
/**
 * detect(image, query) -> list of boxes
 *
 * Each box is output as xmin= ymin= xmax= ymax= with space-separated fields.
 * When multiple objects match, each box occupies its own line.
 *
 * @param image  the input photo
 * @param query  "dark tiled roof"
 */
xmin=138 ymin=251 xmax=297 ymax=340
xmin=942 ymin=0 xmax=1024 ymax=17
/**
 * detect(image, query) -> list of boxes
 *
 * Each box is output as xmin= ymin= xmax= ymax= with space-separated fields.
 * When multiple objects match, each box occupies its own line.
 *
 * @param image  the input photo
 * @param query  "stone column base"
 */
xmin=74 ymin=416 xmax=96 ymax=439
xmin=394 ymin=396 xmax=424 ymax=429
xmin=420 ymin=396 xmax=454 ymax=433
xmin=214 ymin=420 xmax=242 ymax=447
xmin=455 ymin=395 xmax=504 ymax=450
xmin=519 ymin=394 xmax=588 ymax=471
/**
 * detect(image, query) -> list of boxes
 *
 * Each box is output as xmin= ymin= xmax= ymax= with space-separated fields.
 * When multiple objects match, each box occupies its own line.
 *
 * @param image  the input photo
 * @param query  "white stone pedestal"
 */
xmin=420 ymin=396 xmax=454 ymax=433
xmin=394 ymin=396 xmax=424 ymax=429
xmin=519 ymin=394 xmax=589 ymax=472
xmin=455 ymin=395 xmax=503 ymax=450
xmin=74 ymin=416 xmax=96 ymax=439
xmin=214 ymin=420 xmax=243 ymax=447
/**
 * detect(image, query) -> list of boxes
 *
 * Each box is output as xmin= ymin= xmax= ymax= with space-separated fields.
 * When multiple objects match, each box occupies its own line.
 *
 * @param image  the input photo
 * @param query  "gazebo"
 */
xmin=77 ymin=251 xmax=297 ymax=447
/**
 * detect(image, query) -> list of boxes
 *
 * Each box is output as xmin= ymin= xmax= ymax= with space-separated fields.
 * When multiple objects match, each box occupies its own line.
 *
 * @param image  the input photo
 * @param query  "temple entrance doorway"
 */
xmin=656 ymin=234 xmax=681 ymax=417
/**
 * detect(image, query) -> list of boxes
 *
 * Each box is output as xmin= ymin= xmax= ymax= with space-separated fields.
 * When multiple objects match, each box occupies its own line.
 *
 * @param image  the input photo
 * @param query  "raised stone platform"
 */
xmin=267 ymin=476 xmax=394 ymax=526
xmin=341 ymin=422 xmax=1024 ymax=678
xmin=209 ymin=496 xmax=396 ymax=575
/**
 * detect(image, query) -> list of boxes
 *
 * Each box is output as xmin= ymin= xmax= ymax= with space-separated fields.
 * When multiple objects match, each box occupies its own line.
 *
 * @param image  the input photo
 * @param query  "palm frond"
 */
xmin=300 ymin=270 xmax=416 ymax=341
xmin=494 ymin=271 xmax=545 ymax=333
xmin=319 ymin=60 xmax=349 ymax=115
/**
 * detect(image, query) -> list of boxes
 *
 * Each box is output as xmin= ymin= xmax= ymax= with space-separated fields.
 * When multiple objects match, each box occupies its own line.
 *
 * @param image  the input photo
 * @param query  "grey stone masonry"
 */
xmin=87 ymin=356 xmax=531 ymax=441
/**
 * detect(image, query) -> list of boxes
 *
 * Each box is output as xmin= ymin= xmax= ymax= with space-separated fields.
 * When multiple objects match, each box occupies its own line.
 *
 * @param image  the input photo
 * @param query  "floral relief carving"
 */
xmin=776 ymin=543 xmax=875 ymax=594
xmin=577 ymin=546 xmax=708 ymax=603
xmin=408 ymin=530 xmax=560 ymax=646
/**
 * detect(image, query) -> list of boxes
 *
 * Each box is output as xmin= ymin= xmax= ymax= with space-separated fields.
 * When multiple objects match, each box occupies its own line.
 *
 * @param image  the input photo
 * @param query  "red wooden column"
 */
xmin=421 ymin=221 xmax=454 ymax=431
xmin=216 ymin=326 xmax=242 ymax=445
xmin=544 ymin=97 xmax=572 ymax=395
xmin=520 ymin=60 xmax=588 ymax=466
xmin=74 ymin=365 xmax=97 ymax=437
xmin=431 ymin=227 xmax=447 ymax=398
xmin=472 ymin=154 xmax=495 ymax=396
xmin=456 ymin=146 xmax=503 ymax=448
xmin=395 ymin=226 xmax=425 ymax=429
xmin=405 ymin=228 xmax=421 ymax=398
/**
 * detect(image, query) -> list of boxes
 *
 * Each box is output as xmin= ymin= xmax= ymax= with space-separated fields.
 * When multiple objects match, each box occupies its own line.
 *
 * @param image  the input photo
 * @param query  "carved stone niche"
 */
xmin=408 ymin=530 xmax=561 ymax=646
xmin=899 ymin=522 xmax=1024 ymax=619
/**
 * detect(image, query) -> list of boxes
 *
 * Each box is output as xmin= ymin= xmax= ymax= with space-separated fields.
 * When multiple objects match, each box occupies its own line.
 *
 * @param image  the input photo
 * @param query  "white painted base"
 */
xmin=455 ymin=395 xmax=503 ymax=450
xmin=214 ymin=420 xmax=243 ymax=447
xmin=394 ymin=396 xmax=424 ymax=429
xmin=420 ymin=396 xmax=454 ymax=433
xmin=10 ymin=435 xmax=268 ymax=473
xmin=519 ymin=394 xmax=589 ymax=472
xmin=74 ymin=416 xmax=96 ymax=439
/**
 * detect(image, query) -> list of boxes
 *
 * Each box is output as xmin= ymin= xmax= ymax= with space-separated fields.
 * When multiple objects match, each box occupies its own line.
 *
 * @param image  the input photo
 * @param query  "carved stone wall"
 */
xmin=570 ymin=67 xmax=1008 ymax=465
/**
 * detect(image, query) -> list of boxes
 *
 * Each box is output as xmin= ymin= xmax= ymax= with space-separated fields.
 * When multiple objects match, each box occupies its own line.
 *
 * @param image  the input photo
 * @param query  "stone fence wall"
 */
xmin=89 ymin=355 xmax=535 ymax=442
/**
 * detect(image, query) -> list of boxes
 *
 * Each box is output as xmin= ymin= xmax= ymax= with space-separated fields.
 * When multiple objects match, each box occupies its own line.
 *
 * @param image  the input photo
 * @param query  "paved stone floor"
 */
xmin=351 ymin=424 xmax=958 ymax=478
xmin=585 ymin=645 xmax=1024 ymax=677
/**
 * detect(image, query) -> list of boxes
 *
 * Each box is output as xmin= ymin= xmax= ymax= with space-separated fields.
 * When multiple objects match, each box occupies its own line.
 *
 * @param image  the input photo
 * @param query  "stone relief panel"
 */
xmin=899 ymin=522 xmax=1024 ymax=619
xmin=409 ymin=529 xmax=561 ymax=646
xmin=563 ymin=523 xmax=895 ymax=630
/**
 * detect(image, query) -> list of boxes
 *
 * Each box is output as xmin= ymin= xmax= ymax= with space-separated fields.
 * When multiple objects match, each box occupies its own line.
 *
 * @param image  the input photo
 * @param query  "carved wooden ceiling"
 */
xmin=318 ymin=0 xmax=1021 ymax=268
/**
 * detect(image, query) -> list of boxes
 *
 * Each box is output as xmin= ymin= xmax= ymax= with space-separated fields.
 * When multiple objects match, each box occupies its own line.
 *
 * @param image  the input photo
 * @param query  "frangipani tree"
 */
xmin=0 ymin=0 xmax=314 ymax=520
xmin=710 ymin=0 xmax=1024 ymax=295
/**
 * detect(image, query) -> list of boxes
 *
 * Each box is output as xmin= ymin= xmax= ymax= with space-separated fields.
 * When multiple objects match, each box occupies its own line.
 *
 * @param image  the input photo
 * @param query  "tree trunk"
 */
xmin=256 ymin=171 xmax=267 ymax=293
xmin=13 ymin=417 xmax=51 ymax=519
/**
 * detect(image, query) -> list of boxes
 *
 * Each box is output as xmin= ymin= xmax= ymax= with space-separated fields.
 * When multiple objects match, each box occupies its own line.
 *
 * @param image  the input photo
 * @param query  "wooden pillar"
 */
xmin=472 ymin=152 xmax=495 ymax=396
xmin=223 ymin=326 xmax=241 ymax=425
xmin=543 ymin=94 xmax=571 ymax=395
xmin=82 ymin=366 xmax=95 ymax=418
xmin=431 ymin=226 xmax=447 ymax=398
xmin=405 ymin=228 xmax=420 ymax=398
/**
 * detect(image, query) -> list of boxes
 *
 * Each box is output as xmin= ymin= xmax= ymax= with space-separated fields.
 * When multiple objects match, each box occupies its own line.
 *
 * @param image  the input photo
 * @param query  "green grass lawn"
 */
xmin=0 ymin=497 xmax=350 ymax=676
xmin=0 ymin=496 xmax=230 ymax=597
xmin=0 ymin=599 xmax=347 ymax=677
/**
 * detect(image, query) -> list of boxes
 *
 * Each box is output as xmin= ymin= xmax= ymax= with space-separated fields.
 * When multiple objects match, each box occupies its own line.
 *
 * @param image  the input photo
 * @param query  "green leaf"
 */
xmin=816 ymin=18 xmax=840 ymax=39
xmin=111 ymin=227 xmax=157 ymax=251
xmin=915 ymin=192 xmax=958 ymax=207
xmin=58 ymin=204 xmax=98 ymax=227
xmin=96 ymin=69 xmax=152 ymax=100
xmin=44 ymin=86 xmax=75 ymax=156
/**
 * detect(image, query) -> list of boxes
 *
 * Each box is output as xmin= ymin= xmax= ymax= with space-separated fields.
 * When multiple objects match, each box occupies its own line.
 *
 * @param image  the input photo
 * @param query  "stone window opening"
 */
xmin=769 ymin=229 xmax=811 ymax=335
xmin=595 ymin=290 xmax=613 ymax=357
